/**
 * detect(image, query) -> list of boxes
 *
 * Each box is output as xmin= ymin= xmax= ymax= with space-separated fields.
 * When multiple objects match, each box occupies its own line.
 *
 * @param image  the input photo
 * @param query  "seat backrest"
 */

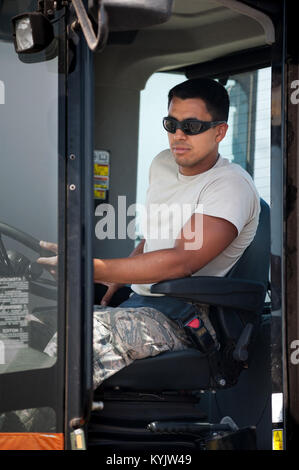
xmin=226 ymin=198 xmax=270 ymax=289
xmin=210 ymin=199 xmax=270 ymax=384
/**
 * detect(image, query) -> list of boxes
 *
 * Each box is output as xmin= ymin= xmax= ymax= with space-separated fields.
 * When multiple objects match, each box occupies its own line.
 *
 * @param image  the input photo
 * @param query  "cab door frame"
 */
xmin=63 ymin=2 xmax=94 ymax=449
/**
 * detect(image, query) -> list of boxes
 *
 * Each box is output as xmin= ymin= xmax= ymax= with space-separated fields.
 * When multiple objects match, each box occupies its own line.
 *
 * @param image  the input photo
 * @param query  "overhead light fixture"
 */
xmin=11 ymin=11 xmax=54 ymax=54
xmin=11 ymin=1 xmax=109 ymax=56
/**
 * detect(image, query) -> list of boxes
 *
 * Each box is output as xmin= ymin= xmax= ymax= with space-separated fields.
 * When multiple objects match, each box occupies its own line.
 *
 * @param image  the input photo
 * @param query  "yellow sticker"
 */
xmin=272 ymin=429 xmax=283 ymax=450
xmin=94 ymin=189 xmax=106 ymax=200
xmin=94 ymin=163 xmax=109 ymax=176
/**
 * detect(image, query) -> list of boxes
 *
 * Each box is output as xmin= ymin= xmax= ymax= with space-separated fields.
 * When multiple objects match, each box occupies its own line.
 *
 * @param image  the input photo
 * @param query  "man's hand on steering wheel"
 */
xmin=37 ymin=241 xmax=58 ymax=279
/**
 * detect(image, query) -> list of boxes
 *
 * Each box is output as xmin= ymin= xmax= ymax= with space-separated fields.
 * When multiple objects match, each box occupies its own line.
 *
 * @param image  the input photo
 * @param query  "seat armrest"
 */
xmin=150 ymin=276 xmax=266 ymax=312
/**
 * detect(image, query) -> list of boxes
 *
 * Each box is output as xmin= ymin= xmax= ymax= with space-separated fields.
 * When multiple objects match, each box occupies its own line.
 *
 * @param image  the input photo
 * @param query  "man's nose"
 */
xmin=173 ymin=127 xmax=187 ymax=139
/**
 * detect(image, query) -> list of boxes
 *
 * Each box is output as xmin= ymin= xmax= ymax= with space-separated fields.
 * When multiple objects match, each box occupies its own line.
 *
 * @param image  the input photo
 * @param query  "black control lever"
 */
xmin=233 ymin=323 xmax=253 ymax=362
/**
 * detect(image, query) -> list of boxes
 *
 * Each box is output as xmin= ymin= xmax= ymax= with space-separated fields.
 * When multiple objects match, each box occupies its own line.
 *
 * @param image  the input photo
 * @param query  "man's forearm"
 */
xmin=93 ymin=247 xmax=193 ymax=285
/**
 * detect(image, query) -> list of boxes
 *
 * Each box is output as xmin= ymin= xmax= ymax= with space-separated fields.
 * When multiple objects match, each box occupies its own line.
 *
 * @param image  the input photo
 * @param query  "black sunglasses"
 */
xmin=163 ymin=116 xmax=226 ymax=136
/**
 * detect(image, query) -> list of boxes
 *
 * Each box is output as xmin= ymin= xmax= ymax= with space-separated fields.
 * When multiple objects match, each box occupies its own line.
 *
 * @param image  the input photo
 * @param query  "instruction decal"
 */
xmin=0 ymin=277 xmax=29 ymax=364
xmin=94 ymin=150 xmax=110 ymax=200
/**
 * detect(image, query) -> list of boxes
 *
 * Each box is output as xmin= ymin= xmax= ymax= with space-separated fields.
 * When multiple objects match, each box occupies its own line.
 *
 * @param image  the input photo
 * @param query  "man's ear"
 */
xmin=215 ymin=123 xmax=228 ymax=143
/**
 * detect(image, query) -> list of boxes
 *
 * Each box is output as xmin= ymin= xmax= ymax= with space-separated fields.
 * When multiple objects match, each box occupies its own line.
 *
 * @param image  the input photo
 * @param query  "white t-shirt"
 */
xmin=132 ymin=149 xmax=260 ymax=297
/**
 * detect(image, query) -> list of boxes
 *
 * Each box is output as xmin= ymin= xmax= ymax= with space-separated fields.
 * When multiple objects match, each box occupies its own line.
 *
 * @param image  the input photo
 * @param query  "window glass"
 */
xmin=0 ymin=7 xmax=58 ymax=374
xmin=252 ymin=67 xmax=271 ymax=204
xmin=219 ymin=68 xmax=271 ymax=204
xmin=0 ymin=407 xmax=56 ymax=432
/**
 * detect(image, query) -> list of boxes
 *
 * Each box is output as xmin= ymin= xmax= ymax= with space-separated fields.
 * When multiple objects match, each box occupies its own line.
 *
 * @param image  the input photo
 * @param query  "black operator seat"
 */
xmin=100 ymin=199 xmax=270 ymax=392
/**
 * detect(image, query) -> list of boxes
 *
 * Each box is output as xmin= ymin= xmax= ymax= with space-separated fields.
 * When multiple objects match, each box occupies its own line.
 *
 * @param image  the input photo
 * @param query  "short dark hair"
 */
xmin=168 ymin=78 xmax=229 ymax=122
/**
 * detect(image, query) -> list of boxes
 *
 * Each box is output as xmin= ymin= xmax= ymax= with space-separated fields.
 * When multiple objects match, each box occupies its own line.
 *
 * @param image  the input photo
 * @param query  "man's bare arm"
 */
xmin=94 ymin=214 xmax=237 ymax=285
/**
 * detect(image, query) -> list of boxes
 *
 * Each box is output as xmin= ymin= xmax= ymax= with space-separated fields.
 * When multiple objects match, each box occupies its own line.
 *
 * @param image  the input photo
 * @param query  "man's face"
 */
xmin=167 ymin=96 xmax=228 ymax=176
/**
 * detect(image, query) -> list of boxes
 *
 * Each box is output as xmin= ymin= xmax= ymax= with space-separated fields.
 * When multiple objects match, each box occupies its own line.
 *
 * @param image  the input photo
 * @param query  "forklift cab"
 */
xmin=0 ymin=0 xmax=295 ymax=452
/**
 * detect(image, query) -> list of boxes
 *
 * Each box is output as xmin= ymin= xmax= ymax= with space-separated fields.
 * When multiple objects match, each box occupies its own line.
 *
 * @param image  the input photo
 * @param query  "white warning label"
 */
xmin=0 ymin=277 xmax=29 ymax=363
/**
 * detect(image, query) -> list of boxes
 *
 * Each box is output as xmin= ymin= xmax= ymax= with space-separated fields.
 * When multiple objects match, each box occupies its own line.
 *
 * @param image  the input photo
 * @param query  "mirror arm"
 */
xmin=71 ymin=0 xmax=108 ymax=51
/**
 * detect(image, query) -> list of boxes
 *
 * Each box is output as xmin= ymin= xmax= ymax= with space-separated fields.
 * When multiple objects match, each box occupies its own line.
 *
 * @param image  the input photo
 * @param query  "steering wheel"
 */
xmin=0 ymin=221 xmax=57 ymax=300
